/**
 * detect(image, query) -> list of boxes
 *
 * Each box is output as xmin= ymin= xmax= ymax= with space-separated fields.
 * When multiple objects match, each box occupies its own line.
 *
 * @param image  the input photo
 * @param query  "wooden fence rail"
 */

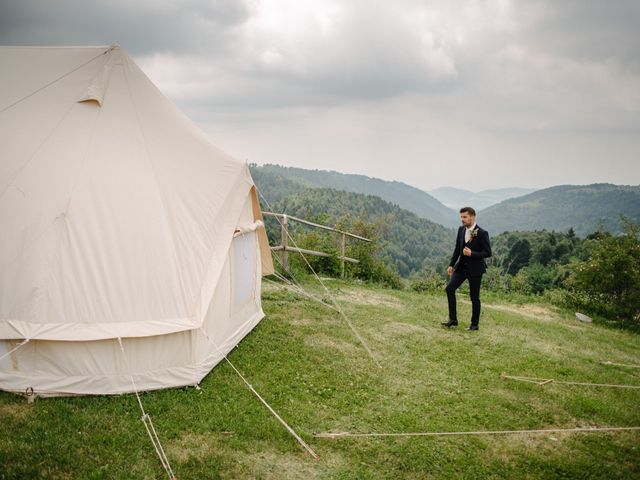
xmin=262 ymin=212 xmax=372 ymax=279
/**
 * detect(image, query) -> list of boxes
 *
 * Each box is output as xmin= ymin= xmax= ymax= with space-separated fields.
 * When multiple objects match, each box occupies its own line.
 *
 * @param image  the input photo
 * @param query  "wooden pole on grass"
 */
xmin=340 ymin=233 xmax=346 ymax=279
xmin=281 ymin=214 xmax=289 ymax=272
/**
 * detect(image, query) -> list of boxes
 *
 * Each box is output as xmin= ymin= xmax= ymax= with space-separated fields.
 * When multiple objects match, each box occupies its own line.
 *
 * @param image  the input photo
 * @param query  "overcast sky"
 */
xmin=2 ymin=0 xmax=639 ymax=191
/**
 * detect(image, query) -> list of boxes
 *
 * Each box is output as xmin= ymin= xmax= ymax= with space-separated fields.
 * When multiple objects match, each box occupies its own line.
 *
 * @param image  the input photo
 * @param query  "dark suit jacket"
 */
xmin=449 ymin=225 xmax=492 ymax=277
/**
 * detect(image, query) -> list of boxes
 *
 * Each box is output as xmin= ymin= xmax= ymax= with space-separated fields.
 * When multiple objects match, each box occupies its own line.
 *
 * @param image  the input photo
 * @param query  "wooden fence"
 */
xmin=262 ymin=212 xmax=372 ymax=279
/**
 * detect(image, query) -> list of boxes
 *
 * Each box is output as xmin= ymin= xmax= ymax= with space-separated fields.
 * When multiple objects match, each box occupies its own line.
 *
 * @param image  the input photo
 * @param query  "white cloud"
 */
xmin=1 ymin=0 xmax=639 ymax=189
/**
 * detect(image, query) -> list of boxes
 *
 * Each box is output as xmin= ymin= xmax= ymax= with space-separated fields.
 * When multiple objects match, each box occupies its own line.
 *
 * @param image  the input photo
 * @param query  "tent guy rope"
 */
xmin=501 ymin=372 xmax=640 ymax=389
xmin=600 ymin=360 xmax=640 ymax=369
xmin=268 ymin=251 xmax=340 ymax=311
xmin=198 ymin=327 xmax=319 ymax=459
xmin=117 ymin=338 xmax=177 ymax=480
xmin=256 ymin=186 xmax=381 ymax=368
xmin=264 ymin=275 xmax=339 ymax=312
xmin=313 ymin=426 xmax=640 ymax=439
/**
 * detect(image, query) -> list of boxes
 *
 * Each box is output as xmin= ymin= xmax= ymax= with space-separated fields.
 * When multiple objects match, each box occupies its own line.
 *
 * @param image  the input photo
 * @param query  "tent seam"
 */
xmin=121 ymin=52 xmax=191 ymax=313
xmin=38 ymin=99 xmax=105 ymax=322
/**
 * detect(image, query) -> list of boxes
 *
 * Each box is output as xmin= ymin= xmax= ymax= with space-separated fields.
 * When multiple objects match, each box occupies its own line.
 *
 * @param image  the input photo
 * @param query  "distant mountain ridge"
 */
xmin=429 ymin=186 xmax=537 ymax=210
xmin=251 ymin=164 xmax=458 ymax=227
xmin=250 ymin=164 xmax=639 ymax=237
xmin=479 ymin=183 xmax=640 ymax=236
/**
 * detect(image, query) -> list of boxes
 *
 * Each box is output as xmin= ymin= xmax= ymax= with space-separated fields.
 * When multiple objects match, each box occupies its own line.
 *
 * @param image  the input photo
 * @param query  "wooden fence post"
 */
xmin=340 ymin=233 xmax=346 ymax=279
xmin=281 ymin=214 xmax=289 ymax=272
xmin=262 ymin=212 xmax=370 ymax=273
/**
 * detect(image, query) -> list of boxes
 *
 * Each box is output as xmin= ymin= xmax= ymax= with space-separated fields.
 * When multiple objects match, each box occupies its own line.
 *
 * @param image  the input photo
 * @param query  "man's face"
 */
xmin=460 ymin=212 xmax=475 ymax=228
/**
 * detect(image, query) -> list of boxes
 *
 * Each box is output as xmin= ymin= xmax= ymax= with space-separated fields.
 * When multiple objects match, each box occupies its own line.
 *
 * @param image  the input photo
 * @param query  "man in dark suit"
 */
xmin=442 ymin=206 xmax=492 ymax=330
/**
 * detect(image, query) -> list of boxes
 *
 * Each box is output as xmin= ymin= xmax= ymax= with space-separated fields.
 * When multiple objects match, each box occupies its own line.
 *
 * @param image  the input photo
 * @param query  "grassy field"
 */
xmin=1 ymin=279 xmax=639 ymax=479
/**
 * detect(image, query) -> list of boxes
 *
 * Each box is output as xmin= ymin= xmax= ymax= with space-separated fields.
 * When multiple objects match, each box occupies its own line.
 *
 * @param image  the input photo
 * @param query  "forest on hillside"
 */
xmin=480 ymin=183 xmax=640 ymax=235
xmin=267 ymin=188 xmax=454 ymax=278
xmin=251 ymin=163 xmax=457 ymax=227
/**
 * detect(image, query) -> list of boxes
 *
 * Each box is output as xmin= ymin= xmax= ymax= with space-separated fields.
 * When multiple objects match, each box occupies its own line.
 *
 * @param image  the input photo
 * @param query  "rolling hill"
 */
xmin=429 ymin=186 xmax=537 ymax=210
xmin=479 ymin=183 xmax=640 ymax=236
xmin=251 ymin=164 xmax=457 ymax=227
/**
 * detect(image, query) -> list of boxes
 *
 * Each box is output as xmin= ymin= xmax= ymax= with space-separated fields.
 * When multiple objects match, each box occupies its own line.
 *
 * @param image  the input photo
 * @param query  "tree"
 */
xmin=553 ymin=242 xmax=570 ymax=262
xmin=505 ymin=239 xmax=531 ymax=275
xmin=566 ymin=218 xmax=640 ymax=323
xmin=534 ymin=243 xmax=554 ymax=266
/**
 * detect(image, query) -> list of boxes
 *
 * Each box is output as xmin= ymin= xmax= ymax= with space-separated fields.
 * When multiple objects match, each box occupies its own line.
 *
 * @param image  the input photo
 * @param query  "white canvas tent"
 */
xmin=0 ymin=44 xmax=274 ymax=396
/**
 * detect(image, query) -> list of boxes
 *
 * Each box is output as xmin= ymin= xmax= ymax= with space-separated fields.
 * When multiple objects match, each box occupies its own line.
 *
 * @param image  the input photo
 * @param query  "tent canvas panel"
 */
xmin=0 ymin=221 xmax=264 ymax=396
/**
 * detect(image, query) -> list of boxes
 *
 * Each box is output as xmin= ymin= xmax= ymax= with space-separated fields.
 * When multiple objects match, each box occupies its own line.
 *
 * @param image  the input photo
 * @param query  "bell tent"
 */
xmin=0 ymin=44 xmax=274 ymax=396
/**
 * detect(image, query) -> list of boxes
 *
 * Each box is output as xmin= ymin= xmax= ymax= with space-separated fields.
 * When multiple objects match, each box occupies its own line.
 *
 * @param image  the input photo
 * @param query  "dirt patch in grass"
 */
xmin=243 ymin=446 xmax=346 ymax=480
xmin=289 ymin=318 xmax=316 ymax=327
xmin=243 ymin=450 xmax=320 ymax=479
xmin=467 ymin=302 xmax=560 ymax=322
xmin=486 ymin=429 xmax=572 ymax=464
xmin=166 ymin=431 xmax=232 ymax=463
xmin=336 ymin=289 xmax=402 ymax=308
xmin=467 ymin=302 xmax=588 ymax=331
xmin=520 ymin=336 xmax=586 ymax=360
xmin=485 ymin=420 xmax=614 ymax=464
xmin=0 ymin=401 xmax=31 ymax=420
xmin=383 ymin=322 xmax=427 ymax=336
xmin=304 ymin=334 xmax=359 ymax=353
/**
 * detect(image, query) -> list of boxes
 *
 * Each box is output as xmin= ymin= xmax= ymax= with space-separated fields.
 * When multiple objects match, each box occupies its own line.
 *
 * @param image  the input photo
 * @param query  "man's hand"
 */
xmin=463 ymin=246 xmax=472 ymax=257
xmin=447 ymin=266 xmax=453 ymax=276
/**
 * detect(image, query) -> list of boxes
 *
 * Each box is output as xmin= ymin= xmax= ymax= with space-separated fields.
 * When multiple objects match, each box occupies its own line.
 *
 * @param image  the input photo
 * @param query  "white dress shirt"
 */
xmin=465 ymin=223 xmax=477 ymax=243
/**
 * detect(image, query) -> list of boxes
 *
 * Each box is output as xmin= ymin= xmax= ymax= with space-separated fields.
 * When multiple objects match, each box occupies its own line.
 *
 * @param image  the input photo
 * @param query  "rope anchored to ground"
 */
xmin=256 ymin=185 xmax=381 ymax=368
xmin=198 ymin=328 xmax=319 ymax=460
xmin=500 ymin=372 xmax=640 ymax=389
xmin=313 ymin=426 xmax=640 ymax=439
xmin=600 ymin=360 xmax=640 ymax=369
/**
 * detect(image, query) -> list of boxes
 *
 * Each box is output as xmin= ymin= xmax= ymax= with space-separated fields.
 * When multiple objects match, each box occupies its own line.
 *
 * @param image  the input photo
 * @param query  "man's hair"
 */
xmin=460 ymin=206 xmax=476 ymax=216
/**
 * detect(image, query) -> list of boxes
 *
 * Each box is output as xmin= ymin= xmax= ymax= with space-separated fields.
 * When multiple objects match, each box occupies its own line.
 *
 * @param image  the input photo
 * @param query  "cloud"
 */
xmin=0 ymin=0 xmax=250 ymax=55
xmin=1 ymin=0 xmax=639 ymax=189
xmin=135 ymin=0 xmax=469 ymax=109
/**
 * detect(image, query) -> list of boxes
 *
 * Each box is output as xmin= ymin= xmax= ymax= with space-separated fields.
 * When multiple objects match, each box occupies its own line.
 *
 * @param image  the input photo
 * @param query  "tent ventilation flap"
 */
xmin=77 ymin=45 xmax=118 ymax=106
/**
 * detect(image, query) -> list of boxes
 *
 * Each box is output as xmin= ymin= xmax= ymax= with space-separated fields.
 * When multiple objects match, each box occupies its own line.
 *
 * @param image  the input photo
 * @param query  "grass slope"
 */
xmin=1 ymin=281 xmax=639 ymax=479
xmin=479 ymin=183 xmax=640 ymax=236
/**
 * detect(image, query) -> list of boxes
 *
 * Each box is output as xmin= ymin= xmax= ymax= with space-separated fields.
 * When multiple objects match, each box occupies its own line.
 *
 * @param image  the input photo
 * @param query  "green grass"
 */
xmin=1 ymin=279 xmax=639 ymax=479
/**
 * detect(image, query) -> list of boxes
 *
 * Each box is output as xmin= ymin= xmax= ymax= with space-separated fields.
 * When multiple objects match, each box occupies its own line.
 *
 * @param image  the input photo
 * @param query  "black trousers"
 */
xmin=446 ymin=267 xmax=483 ymax=325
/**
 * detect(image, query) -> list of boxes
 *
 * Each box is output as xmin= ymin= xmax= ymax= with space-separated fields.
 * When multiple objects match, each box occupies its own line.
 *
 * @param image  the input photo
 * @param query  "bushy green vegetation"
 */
xmin=563 ymin=220 xmax=640 ymax=324
xmin=271 ymin=213 xmax=402 ymax=290
xmin=267 ymin=188 xmax=454 ymax=278
xmin=2 ymin=280 xmax=639 ymax=478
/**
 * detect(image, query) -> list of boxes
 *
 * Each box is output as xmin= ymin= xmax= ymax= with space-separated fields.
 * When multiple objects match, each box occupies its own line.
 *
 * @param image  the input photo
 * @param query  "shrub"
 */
xmin=483 ymin=266 xmax=508 ymax=292
xmin=511 ymin=268 xmax=531 ymax=294
xmin=523 ymin=263 xmax=556 ymax=294
xmin=410 ymin=274 xmax=446 ymax=293
xmin=564 ymin=218 xmax=640 ymax=324
xmin=290 ymin=228 xmax=341 ymax=277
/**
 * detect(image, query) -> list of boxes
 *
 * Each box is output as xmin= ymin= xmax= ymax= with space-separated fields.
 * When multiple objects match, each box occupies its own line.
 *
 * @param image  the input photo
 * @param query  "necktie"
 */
xmin=465 ymin=228 xmax=471 ymax=243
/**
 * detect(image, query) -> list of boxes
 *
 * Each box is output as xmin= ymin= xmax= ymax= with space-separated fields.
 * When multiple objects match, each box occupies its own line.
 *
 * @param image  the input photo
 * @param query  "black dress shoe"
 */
xmin=466 ymin=325 xmax=479 ymax=331
xmin=441 ymin=320 xmax=458 ymax=327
